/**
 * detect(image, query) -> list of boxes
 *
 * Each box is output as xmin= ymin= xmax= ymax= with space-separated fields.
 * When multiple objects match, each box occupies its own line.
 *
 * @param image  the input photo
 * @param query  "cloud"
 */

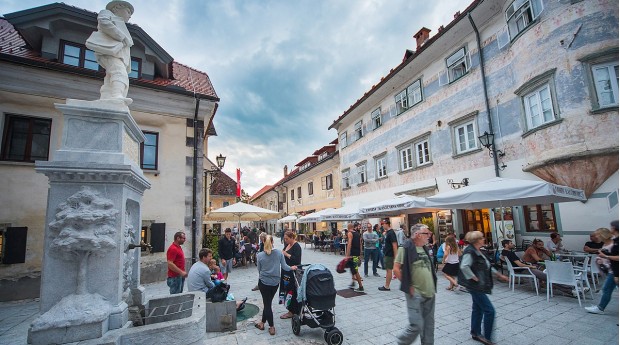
xmin=2 ymin=0 xmax=473 ymax=195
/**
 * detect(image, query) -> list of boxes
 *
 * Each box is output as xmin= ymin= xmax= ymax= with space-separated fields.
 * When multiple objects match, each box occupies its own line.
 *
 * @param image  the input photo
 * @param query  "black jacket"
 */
xmin=458 ymin=245 xmax=494 ymax=294
xmin=399 ymin=240 xmax=437 ymax=295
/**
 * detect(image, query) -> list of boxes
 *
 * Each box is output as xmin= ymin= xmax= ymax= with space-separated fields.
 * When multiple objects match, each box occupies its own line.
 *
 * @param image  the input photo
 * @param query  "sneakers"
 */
xmin=585 ymin=305 xmax=604 ymax=314
xmin=354 ymin=287 xmax=365 ymax=292
xmin=349 ymin=282 xmax=356 ymax=289
xmin=378 ymin=286 xmax=390 ymax=291
xmin=373 ymin=273 xmax=381 ymax=277
xmin=571 ymin=287 xmax=591 ymax=297
xmin=364 ymin=274 xmax=369 ymax=278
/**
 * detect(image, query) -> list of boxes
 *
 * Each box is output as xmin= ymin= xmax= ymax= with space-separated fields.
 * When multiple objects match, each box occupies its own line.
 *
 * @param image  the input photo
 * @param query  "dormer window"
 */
xmin=318 ymin=152 xmax=328 ymax=160
xmin=129 ymin=57 xmax=142 ymax=79
xmin=300 ymin=161 xmax=311 ymax=171
xmin=61 ymin=41 xmax=99 ymax=71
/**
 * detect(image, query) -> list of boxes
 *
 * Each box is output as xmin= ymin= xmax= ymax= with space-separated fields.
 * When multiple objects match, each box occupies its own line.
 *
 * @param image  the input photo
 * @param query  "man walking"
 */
xmin=218 ymin=228 xmax=236 ymax=280
xmin=379 ymin=220 xmax=398 ymax=291
xmin=166 ymin=231 xmax=187 ymax=294
xmin=346 ymin=223 xmax=364 ymax=292
xmin=393 ymin=224 xmax=437 ymax=345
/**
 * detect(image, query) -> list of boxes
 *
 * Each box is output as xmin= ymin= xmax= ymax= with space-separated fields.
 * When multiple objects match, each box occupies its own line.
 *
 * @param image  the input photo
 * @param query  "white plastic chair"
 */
xmin=502 ymin=256 xmax=539 ymax=295
xmin=572 ymin=255 xmax=594 ymax=299
xmin=545 ymin=260 xmax=585 ymax=306
xmin=587 ymin=254 xmax=602 ymax=290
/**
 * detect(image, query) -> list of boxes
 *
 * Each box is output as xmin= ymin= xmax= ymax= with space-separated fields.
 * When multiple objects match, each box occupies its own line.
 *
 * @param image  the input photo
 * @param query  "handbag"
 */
xmin=336 ymin=257 xmax=349 ymax=274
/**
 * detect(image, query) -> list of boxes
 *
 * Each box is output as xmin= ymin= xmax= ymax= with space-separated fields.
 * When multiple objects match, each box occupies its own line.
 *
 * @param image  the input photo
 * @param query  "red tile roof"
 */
xmin=250 ymin=185 xmax=273 ymax=201
xmin=0 ymin=18 xmax=218 ymax=100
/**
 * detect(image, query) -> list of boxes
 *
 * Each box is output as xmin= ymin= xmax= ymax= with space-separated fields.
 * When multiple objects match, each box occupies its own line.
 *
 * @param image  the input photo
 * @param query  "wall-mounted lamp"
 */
xmin=477 ymin=131 xmax=507 ymax=171
xmin=204 ymin=153 xmax=226 ymax=183
xmin=447 ymin=178 xmax=469 ymax=189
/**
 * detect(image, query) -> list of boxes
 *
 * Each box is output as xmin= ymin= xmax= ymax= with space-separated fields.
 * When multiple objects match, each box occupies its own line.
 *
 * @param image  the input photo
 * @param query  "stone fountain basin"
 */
xmin=81 ymin=292 xmax=206 ymax=345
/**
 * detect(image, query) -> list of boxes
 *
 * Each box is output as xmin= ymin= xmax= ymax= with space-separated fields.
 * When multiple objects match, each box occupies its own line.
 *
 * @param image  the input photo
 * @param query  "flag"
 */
xmin=236 ymin=168 xmax=241 ymax=197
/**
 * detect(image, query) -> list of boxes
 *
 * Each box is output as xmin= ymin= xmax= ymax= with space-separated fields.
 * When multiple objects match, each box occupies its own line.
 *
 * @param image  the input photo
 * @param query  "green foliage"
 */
xmin=203 ymin=234 xmax=220 ymax=261
xmin=420 ymin=217 xmax=435 ymax=234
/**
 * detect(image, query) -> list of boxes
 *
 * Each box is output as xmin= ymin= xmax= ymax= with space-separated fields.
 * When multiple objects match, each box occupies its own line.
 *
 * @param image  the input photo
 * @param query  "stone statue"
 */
xmin=86 ymin=1 xmax=134 ymax=104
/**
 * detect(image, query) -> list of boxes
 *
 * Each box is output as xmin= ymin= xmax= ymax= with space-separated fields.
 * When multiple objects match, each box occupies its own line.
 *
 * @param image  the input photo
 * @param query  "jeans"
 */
xmin=258 ymin=281 xmax=279 ymax=327
xmin=397 ymin=294 xmax=435 ymax=345
xmin=470 ymin=291 xmax=495 ymax=341
xmin=167 ymin=276 xmax=184 ymax=294
xmin=363 ymin=248 xmax=378 ymax=275
xmin=377 ymin=245 xmax=385 ymax=269
xmin=598 ymin=274 xmax=619 ymax=311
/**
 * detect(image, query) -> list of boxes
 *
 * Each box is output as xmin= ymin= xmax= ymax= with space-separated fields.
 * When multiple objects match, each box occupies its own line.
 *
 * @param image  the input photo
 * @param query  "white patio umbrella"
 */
xmin=424 ymin=177 xmax=586 ymax=209
xmin=297 ymin=208 xmax=334 ymax=223
xmin=277 ymin=214 xmax=298 ymax=223
xmin=203 ymin=202 xmax=280 ymax=222
xmin=321 ymin=204 xmax=363 ymax=221
xmin=359 ymin=194 xmax=436 ymax=217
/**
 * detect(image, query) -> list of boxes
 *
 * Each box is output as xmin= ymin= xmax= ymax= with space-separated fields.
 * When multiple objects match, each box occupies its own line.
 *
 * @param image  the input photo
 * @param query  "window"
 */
xmin=454 ymin=121 xmax=477 ymax=154
xmin=1 ymin=226 xmax=27 ymax=264
xmin=354 ymin=120 xmax=363 ymax=141
xmin=322 ymin=174 xmax=334 ymax=190
xmin=342 ymin=169 xmax=350 ymax=189
xmin=446 ymin=47 xmax=469 ymax=83
xmin=291 ymin=189 xmax=295 ymax=200
xmin=340 ymin=132 xmax=347 ymax=149
xmin=407 ymin=79 xmax=423 ymax=107
xmin=524 ymin=204 xmax=557 ymax=232
xmin=308 ymin=182 xmax=314 ymax=195
xmin=318 ymin=152 xmax=328 ymax=160
xmin=394 ymin=89 xmax=408 ymax=115
xmin=1 ymin=114 xmax=52 ymax=162
xmin=129 ymin=57 xmax=142 ymax=79
xmin=297 ymin=186 xmax=302 ymax=199
xmin=506 ymin=0 xmax=543 ymax=39
xmin=523 ymin=84 xmax=556 ymax=129
xmin=376 ymin=156 xmax=387 ymax=179
xmin=300 ymin=162 xmax=311 ymax=171
xmin=591 ymin=62 xmax=619 ymax=108
xmin=371 ymin=108 xmax=382 ymax=129
xmin=140 ymin=132 xmax=158 ymax=170
xmin=61 ymin=41 xmax=99 ymax=71
xmin=415 ymin=140 xmax=430 ymax=166
xmin=399 ymin=146 xmax=413 ymax=171
xmin=356 ymin=162 xmax=366 ymax=184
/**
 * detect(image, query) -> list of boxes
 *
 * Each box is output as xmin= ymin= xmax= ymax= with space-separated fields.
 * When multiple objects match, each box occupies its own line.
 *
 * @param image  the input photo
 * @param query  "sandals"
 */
xmin=254 ymin=322 xmax=264 ymax=331
xmin=268 ymin=326 xmax=276 ymax=335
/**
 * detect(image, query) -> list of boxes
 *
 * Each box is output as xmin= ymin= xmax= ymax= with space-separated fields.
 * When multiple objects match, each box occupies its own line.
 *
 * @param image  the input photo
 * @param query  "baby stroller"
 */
xmin=292 ymin=264 xmax=343 ymax=345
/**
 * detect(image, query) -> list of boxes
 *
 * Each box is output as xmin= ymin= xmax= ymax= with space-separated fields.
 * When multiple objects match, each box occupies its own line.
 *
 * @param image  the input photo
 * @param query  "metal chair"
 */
xmin=502 ymin=256 xmax=539 ymax=295
xmin=572 ymin=255 xmax=594 ymax=298
xmin=587 ymin=254 xmax=602 ymax=290
xmin=545 ymin=260 xmax=585 ymax=306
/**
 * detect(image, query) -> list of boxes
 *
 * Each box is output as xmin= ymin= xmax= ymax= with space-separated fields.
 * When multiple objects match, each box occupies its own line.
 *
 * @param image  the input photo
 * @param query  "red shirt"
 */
xmin=167 ymin=242 xmax=185 ymax=278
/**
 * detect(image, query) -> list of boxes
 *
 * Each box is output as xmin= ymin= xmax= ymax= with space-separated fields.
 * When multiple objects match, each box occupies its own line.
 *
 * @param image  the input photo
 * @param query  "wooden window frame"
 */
xmin=140 ymin=131 xmax=159 ymax=170
xmin=523 ymin=204 xmax=557 ymax=232
xmin=1 ymin=114 xmax=52 ymax=162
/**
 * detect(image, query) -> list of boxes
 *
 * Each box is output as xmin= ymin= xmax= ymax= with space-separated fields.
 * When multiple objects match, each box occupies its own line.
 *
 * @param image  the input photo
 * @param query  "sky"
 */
xmin=2 ymin=0 xmax=473 ymax=195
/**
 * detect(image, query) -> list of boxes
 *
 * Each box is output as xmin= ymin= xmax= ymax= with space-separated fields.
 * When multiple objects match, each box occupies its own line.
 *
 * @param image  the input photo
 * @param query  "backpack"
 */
xmin=336 ymin=258 xmax=349 ymax=274
xmin=210 ymin=282 xmax=230 ymax=302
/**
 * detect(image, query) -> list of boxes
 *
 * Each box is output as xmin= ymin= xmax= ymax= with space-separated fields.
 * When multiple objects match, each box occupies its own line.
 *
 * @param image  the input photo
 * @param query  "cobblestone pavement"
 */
xmin=1 ymin=239 xmax=617 ymax=344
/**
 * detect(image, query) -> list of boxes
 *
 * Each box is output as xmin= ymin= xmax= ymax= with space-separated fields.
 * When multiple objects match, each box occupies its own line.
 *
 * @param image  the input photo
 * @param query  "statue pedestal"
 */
xmin=29 ymin=99 xmax=150 ymax=344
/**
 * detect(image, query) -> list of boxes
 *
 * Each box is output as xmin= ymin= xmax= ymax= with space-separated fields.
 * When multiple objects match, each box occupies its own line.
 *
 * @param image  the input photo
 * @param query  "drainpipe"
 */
xmin=272 ymin=189 xmax=280 ymax=235
xmin=468 ymin=12 xmax=500 ymax=177
xmin=191 ymin=97 xmax=200 ymax=264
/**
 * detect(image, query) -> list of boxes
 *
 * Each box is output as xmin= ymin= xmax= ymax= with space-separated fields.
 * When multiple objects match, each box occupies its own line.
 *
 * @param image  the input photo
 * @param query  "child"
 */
xmin=209 ymin=259 xmax=225 ymax=281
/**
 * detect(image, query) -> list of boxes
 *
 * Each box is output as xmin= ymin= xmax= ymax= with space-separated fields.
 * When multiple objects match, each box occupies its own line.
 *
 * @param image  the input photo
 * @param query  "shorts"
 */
xmin=384 ymin=256 xmax=395 ymax=270
xmin=347 ymin=256 xmax=360 ymax=275
xmin=220 ymin=258 xmax=233 ymax=274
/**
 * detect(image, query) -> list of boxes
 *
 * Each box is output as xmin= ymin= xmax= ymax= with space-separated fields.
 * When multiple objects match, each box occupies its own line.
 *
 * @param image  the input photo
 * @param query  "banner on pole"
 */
xmin=236 ymin=168 xmax=241 ymax=197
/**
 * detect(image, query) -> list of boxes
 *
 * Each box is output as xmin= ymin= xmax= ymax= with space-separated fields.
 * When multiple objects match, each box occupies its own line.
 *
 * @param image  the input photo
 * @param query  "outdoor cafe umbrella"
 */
xmin=424 ymin=177 xmax=586 ymax=210
xmin=203 ymin=202 xmax=280 ymax=223
xmin=297 ymin=208 xmax=334 ymax=223
xmin=277 ymin=214 xmax=298 ymax=223
xmin=359 ymin=194 xmax=435 ymax=217
xmin=321 ymin=204 xmax=363 ymax=222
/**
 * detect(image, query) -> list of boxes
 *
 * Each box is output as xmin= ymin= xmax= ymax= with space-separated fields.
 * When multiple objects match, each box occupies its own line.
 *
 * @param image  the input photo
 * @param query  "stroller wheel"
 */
xmin=292 ymin=315 xmax=301 ymax=336
xmin=325 ymin=328 xmax=343 ymax=345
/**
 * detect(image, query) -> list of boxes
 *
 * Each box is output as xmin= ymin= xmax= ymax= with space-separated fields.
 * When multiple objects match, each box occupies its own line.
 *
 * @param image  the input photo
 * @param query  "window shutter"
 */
xmin=438 ymin=71 xmax=449 ymax=86
xmin=389 ymin=104 xmax=397 ymax=117
xmin=3 ymin=227 xmax=27 ymax=264
xmin=321 ymin=176 xmax=327 ymax=190
xmin=467 ymin=50 xmax=479 ymax=70
xmin=150 ymin=223 xmax=166 ymax=253
xmin=497 ymin=26 xmax=510 ymax=49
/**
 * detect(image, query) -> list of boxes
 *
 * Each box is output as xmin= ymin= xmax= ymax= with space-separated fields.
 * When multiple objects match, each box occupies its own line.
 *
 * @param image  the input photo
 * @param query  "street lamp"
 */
xmin=204 ymin=153 xmax=226 ymax=212
xmin=478 ymin=131 xmax=507 ymax=171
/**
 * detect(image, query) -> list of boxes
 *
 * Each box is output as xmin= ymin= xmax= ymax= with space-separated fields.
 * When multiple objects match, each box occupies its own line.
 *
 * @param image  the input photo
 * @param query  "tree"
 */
xmin=49 ymin=187 xmax=119 ymax=295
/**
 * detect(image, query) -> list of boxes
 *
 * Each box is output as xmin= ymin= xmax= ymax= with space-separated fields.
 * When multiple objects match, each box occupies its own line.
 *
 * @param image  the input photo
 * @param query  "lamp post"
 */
xmin=477 ymin=131 xmax=507 ymax=175
xmin=204 ymin=153 xmax=226 ymax=232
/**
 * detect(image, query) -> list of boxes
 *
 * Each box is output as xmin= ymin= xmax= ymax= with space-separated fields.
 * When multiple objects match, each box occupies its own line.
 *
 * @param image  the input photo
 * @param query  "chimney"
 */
xmin=283 ymin=165 xmax=288 ymax=177
xmin=413 ymin=27 xmax=431 ymax=50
